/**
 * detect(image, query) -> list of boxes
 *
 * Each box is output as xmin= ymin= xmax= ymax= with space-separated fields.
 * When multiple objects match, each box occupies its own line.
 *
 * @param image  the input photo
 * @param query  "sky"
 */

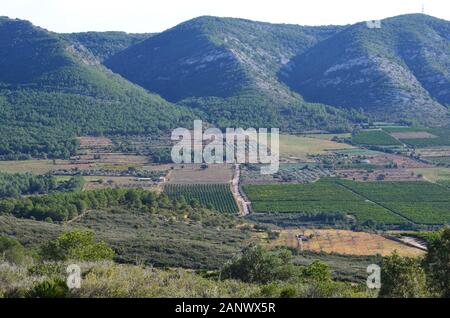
xmin=1 ymin=0 xmax=449 ymax=33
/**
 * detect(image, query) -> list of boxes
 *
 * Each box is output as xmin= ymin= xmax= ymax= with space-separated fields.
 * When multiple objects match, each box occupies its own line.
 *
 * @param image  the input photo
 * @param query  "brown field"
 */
xmin=82 ymin=176 xmax=161 ymax=192
xmin=368 ymin=153 xmax=428 ymax=168
xmin=416 ymin=147 xmax=450 ymax=157
xmin=390 ymin=132 xmax=437 ymax=139
xmin=264 ymin=229 xmax=424 ymax=257
xmin=77 ymin=136 xmax=114 ymax=149
xmin=167 ymin=164 xmax=233 ymax=184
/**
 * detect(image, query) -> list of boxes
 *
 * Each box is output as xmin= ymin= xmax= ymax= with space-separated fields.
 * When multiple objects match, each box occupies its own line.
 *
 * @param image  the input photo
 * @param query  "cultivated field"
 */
xmin=164 ymin=184 xmax=239 ymax=214
xmin=244 ymin=179 xmax=450 ymax=225
xmin=167 ymin=164 xmax=233 ymax=184
xmin=352 ymin=130 xmax=402 ymax=146
xmin=263 ymin=229 xmax=424 ymax=257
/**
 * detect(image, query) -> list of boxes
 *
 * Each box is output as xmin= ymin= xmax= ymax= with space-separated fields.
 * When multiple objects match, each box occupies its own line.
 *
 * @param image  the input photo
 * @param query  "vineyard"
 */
xmin=164 ymin=184 xmax=239 ymax=214
xmin=352 ymin=130 xmax=402 ymax=146
xmin=243 ymin=181 xmax=405 ymax=224
xmin=244 ymin=179 xmax=450 ymax=225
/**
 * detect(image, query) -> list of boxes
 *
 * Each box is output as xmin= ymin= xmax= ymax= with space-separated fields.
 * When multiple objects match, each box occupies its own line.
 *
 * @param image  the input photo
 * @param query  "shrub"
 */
xmin=27 ymin=279 xmax=68 ymax=298
xmin=221 ymin=245 xmax=295 ymax=284
xmin=0 ymin=236 xmax=27 ymax=265
xmin=39 ymin=231 xmax=114 ymax=262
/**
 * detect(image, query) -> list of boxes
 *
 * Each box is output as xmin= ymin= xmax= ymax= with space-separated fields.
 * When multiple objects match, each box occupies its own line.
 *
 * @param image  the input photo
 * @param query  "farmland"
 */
xmin=243 ymin=181 xmax=406 ymax=224
xmin=244 ymin=179 xmax=450 ymax=226
xmin=277 ymin=134 xmax=353 ymax=160
xmin=262 ymin=229 xmax=424 ymax=257
xmin=382 ymin=127 xmax=450 ymax=148
xmin=164 ymin=184 xmax=239 ymax=214
xmin=352 ymin=130 xmax=402 ymax=146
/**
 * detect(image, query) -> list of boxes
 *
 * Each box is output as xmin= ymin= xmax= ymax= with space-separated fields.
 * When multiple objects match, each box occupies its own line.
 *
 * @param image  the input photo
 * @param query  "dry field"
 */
xmin=416 ymin=147 xmax=450 ymax=157
xmin=412 ymin=167 xmax=450 ymax=183
xmin=77 ymin=136 xmax=114 ymax=150
xmin=82 ymin=176 xmax=160 ymax=192
xmin=390 ymin=132 xmax=437 ymax=139
xmin=264 ymin=229 xmax=424 ymax=257
xmin=278 ymin=135 xmax=354 ymax=160
xmin=367 ymin=153 xmax=428 ymax=169
xmin=337 ymin=168 xmax=425 ymax=182
xmin=167 ymin=164 xmax=234 ymax=184
xmin=0 ymin=160 xmax=94 ymax=174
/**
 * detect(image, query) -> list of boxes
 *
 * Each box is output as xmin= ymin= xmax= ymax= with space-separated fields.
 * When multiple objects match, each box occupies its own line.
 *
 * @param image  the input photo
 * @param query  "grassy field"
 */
xmin=164 ymin=184 xmax=239 ymax=214
xmin=352 ymin=130 xmax=402 ymax=146
xmin=413 ymin=168 xmax=450 ymax=183
xmin=278 ymin=135 xmax=353 ymax=159
xmin=244 ymin=179 xmax=450 ymax=225
xmin=303 ymin=133 xmax=352 ymax=141
xmin=0 ymin=160 xmax=58 ymax=174
xmin=263 ymin=229 xmax=424 ymax=257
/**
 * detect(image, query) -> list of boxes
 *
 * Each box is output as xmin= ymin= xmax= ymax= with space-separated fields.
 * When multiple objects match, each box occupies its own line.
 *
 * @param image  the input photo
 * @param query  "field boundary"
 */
xmin=334 ymin=180 xmax=416 ymax=224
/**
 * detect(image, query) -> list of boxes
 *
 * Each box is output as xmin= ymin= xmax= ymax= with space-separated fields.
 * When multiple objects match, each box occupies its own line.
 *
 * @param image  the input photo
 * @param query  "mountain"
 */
xmin=105 ymin=16 xmax=361 ymax=132
xmin=0 ymin=17 xmax=193 ymax=159
xmin=62 ymin=31 xmax=153 ymax=61
xmin=281 ymin=14 xmax=450 ymax=126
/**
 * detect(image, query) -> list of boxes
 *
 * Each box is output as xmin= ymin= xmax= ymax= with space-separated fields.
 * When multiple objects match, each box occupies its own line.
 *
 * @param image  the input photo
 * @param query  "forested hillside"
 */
xmin=0 ymin=17 xmax=193 ymax=159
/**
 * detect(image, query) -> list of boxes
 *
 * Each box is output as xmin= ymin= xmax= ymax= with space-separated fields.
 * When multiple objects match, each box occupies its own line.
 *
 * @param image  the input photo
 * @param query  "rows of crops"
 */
xmin=164 ymin=184 xmax=238 ymax=214
xmin=381 ymin=127 xmax=450 ymax=147
xmin=352 ymin=130 xmax=402 ymax=146
xmin=244 ymin=180 xmax=450 ymax=225
xmin=337 ymin=180 xmax=450 ymax=225
xmin=243 ymin=180 xmax=406 ymax=224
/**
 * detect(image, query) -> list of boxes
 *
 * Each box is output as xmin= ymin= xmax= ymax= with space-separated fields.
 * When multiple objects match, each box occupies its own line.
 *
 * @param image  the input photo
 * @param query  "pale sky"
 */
xmin=1 ymin=0 xmax=449 ymax=33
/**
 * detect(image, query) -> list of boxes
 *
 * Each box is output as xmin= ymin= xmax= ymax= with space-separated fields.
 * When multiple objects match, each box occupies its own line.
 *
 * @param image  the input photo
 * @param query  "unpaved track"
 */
xmin=231 ymin=164 xmax=250 ymax=216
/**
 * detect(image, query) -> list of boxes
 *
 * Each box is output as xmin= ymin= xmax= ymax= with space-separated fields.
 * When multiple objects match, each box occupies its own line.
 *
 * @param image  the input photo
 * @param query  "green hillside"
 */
xmin=282 ymin=14 xmax=450 ymax=126
xmin=105 ymin=16 xmax=360 ymax=132
xmin=0 ymin=17 xmax=193 ymax=159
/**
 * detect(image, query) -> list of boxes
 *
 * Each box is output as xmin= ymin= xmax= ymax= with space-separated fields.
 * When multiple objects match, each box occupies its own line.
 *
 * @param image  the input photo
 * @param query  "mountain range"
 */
xmin=0 ymin=14 xmax=449 ymax=158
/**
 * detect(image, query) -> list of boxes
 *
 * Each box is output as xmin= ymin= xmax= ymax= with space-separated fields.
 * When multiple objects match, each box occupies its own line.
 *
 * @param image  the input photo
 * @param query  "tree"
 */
xmin=221 ymin=245 xmax=295 ymax=284
xmin=40 ymin=231 xmax=114 ymax=261
xmin=301 ymin=261 xmax=332 ymax=283
xmin=423 ymin=227 xmax=450 ymax=297
xmin=378 ymin=252 xmax=428 ymax=298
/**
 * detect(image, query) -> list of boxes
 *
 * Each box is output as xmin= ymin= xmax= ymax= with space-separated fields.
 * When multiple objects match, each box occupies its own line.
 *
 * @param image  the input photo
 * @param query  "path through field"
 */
xmin=232 ymin=164 xmax=250 ymax=216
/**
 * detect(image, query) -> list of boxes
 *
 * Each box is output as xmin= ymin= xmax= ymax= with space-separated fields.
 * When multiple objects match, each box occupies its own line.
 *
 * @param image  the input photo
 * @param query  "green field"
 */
xmin=243 ymin=181 xmax=405 ymax=224
xmin=338 ymin=180 xmax=450 ymax=225
xmin=244 ymin=180 xmax=450 ymax=225
xmin=352 ymin=130 xmax=402 ymax=146
xmin=382 ymin=127 xmax=450 ymax=147
xmin=164 ymin=184 xmax=238 ymax=214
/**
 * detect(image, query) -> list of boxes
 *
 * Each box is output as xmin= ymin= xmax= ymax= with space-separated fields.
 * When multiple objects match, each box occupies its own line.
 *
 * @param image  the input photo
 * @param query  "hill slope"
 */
xmin=281 ymin=14 xmax=450 ymax=126
xmin=105 ymin=16 xmax=361 ymax=132
xmin=0 ymin=17 xmax=193 ymax=159
xmin=62 ymin=31 xmax=153 ymax=62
